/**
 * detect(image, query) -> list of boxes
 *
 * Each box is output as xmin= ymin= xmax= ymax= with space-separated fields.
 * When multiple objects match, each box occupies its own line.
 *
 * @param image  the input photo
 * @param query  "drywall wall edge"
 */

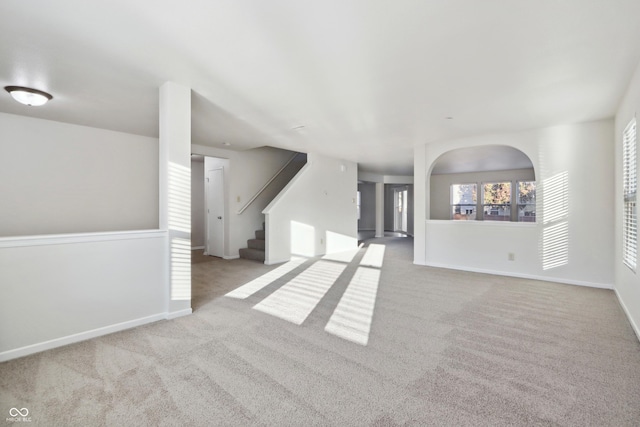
xmin=263 ymin=161 xmax=311 ymax=214
xmin=615 ymin=288 xmax=640 ymax=342
xmin=424 ymin=261 xmax=614 ymax=290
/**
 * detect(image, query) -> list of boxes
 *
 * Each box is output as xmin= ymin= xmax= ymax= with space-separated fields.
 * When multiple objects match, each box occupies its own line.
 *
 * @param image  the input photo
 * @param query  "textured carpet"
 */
xmin=1 ymin=236 xmax=640 ymax=426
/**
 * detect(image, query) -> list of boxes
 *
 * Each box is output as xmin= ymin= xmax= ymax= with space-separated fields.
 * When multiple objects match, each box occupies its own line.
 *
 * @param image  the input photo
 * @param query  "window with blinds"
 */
xmin=623 ymin=118 xmax=637 ymax=271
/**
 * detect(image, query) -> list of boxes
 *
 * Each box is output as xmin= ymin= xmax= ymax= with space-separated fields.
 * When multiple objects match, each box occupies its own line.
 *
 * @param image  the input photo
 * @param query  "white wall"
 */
xmin=0 ymin=88 xmax=191 ymax=361
xmin=265 ymin=153 xmax=358 ymax=264
xmin=415 ymin=119 xmax=615 ymax=288
xmin=0 ymin=232 xmax=167 ymax=361
xmin=615 ymin=61 xmax=640 ymax=337
xmin=430 ymin=168 xmax=535 ymax=220
xmin=0 ymin=112 xmax=159 ymax=236
xmin=190 ymin=158 xmax=206 ymax=248
xmin=193 ymin=144 xmax=295 ymax=258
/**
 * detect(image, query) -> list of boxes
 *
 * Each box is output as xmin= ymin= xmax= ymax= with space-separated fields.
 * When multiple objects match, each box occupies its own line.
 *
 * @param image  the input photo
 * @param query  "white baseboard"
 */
xmin=423 ymin=261 xmax=613 ymax=290
xmin=265 ymin=258 xmax=290 ymax=265
xmin=0 ymin=313 xmax=166 ymax=363
xmin=165 ymin=308 xmax=192 ymax=320
xmin=615 ymin=289 xmax=640 ymax=342
xmin=223 ymin=255 xmax=240 ymax=260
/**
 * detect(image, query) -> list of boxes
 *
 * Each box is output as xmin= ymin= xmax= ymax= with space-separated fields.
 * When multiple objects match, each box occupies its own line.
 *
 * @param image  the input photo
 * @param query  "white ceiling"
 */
xmin=2 ymin=1 xmax=640 ymax=175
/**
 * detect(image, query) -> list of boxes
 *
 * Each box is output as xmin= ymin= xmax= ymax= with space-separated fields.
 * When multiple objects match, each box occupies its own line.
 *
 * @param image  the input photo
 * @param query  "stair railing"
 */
xmin=236 ymin=152 xmax=302 ymax=215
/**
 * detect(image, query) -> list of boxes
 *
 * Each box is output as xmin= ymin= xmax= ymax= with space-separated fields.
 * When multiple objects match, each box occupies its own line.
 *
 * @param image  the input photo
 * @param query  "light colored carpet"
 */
xmin=2 ymin=237 xmax=640 ymax=426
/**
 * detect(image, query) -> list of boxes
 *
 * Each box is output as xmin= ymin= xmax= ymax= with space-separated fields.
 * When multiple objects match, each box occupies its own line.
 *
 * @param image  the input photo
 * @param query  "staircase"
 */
xmin=237 ymin=152 xmax=307 ymax=262
xmin=239 ymin=223 xmax=266 ymax=262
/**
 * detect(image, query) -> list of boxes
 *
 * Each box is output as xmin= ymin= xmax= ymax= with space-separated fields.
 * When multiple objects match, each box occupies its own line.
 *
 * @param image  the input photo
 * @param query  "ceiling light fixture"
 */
xmin=222 ymin=142 xmax=231 ymax=146
xmin=4 ymin=86 xmax=53 ymax=106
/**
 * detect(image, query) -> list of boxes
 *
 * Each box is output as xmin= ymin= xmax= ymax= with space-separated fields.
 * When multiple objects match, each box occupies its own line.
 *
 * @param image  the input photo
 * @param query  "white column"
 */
xmin=159 ymin=82 xmax=192 ymax=318
xmin=413 ymin=144 xmax=426 ymax=265
xmin=375 ymin=182 xmax=384 ymax=238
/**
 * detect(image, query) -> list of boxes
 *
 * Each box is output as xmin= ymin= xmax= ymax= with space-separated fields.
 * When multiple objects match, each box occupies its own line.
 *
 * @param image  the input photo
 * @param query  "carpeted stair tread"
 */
xmin=239 ymin=247 xmax=265 ymax=262
xmin=255 ymin=229 xmax=265 ymax=240
xmin=248 ymin=238 xmax=266 ymax=250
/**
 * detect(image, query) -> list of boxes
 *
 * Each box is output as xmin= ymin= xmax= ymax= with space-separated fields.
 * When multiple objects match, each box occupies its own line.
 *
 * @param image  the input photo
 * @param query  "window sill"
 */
xmin=426 ymin=219 xmax=537 ymax=227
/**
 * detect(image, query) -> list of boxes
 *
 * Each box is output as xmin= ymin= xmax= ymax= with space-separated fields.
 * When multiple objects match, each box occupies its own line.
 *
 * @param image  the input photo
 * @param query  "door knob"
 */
xmin=217 ymin=216 xmax=222 ymax=219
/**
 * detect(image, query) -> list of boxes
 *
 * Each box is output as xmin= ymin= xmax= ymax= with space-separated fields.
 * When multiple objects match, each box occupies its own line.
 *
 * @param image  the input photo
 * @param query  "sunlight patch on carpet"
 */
xmin=225 ymin=257 xmax=307 ymax=299
xmin=325 ymin=267 xmax=380 ymax=345
xmin=253 ymin=260 xmax=346 ymax=325
xmin=360 ymin=244 xmax=386 ymax=268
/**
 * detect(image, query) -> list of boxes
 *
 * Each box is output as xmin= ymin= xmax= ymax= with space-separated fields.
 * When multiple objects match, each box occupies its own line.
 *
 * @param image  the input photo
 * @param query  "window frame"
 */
xmin=481 ymin=181 xmax=512 ymax=222
xmin=450 ymin=182 xmax=478 ymax=220
xmin=623 ymin=118 xmax=637 ymax=272
xmin=516 ymin=180 xmax=536 ymax=223
xmin=449 ymin=179 xmax=536 ymax=223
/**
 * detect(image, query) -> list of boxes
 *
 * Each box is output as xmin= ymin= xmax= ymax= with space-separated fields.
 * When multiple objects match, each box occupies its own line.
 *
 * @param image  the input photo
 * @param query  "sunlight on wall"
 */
xmin=541 ymin=171 xmax=569 ymax=270
xmin=541 ymin=222 xmax=569 ymax=270
xmin=325 ymin=267 xmax=380 ymax=346
xmin=326 ymin=230 xmax=357 ymax=254
xmin=168 ymin=162 xmax=191 ymax=301
xmin=360 ymin=244 xmax=386 ymax=268
xmin=253 ymin=260 xmax=346 ymax=325
xmin=168 ymin=162 xmax=191 ymax=233
xmin=291 ymin=221 xmax=315 ymax=257
xmin=542 ymin=171 xmax=569 ymax=224
xmin=170 ymin=237 xmax=191 ymax=300
xmin=225 ymin=257 xmax=307 ymax=299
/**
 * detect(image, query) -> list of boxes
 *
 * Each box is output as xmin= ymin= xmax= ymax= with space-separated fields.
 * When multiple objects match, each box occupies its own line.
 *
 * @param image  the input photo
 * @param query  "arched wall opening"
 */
xmin=428 ymin=145 xmax=536 ymax=222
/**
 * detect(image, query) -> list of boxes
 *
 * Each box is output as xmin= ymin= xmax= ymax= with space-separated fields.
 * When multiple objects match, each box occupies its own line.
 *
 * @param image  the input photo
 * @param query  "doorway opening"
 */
xmin=393 ymin=187 xmax=408 ymax=233
xmin=191 ymin=155 xmax=228 ymax=258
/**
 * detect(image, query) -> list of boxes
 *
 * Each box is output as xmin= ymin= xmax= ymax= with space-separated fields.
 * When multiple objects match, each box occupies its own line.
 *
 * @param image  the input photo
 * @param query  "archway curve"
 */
xmin=429 ymin=145 xmax=536 ymax=221
xmin=430 ymin=145 xmax=535 ymax=178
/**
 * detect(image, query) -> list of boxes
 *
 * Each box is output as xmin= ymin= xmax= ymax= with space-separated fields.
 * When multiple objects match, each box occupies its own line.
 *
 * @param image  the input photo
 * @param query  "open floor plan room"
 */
xmin=2 ymin=237 xmax=639 ymax=425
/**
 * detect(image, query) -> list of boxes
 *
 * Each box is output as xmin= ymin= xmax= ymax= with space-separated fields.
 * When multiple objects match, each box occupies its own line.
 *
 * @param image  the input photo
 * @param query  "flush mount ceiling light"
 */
xmin=4 ymin=86 xmax=53 ymax=106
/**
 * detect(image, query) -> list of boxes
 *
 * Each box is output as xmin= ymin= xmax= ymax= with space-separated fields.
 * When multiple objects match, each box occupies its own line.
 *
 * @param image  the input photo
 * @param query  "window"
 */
xmin=517 ymin=181 xmax=536 ymax=222
xmin=451 ymin=183 xmax=477 ymax=220
xmin=623 ymin=118 xmax=637 ymax=271
xmin=450 ymin=180 xmax=536 ymax=222
xmin=482 ymin=182 xmax=511 ymax=221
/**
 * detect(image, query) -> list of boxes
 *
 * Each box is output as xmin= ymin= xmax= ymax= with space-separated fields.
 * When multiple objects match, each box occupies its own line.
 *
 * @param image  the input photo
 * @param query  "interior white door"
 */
xmin=393 ymin=188 xmax=408 ymax=233
xmin=206 ymin=168 xmax=224 ymax=257
xmin=401 ymin=189 xmax=408 ymax=233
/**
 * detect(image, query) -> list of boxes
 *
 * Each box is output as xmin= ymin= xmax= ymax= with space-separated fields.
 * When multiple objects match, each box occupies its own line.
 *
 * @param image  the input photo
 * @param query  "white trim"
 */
xmin=0 ymin=229 xmax=166 ymax=248
xmin=165 ymin=308 xmax=192 ymax=320
xmin=223 ymin=255 xmax=240 ymax=260
xmin=237 ymin=152 xmax=299 ymax=214
xmin=191 ymin=246 xmax=205 ymax=250
xmin=265 ymin=257 xmax=290 ymax=265
xmin=615 ymin=289 xmax=640 ymax=342
xmin=426 ymin=219 xmax=537 ymax=228
xmin=423 ymin=261 xmax=613 ymax=289
xmin=0 ymin=313 xmax=166 ymax=363
xmin=263 ymin=162 xmax=310 ymax=214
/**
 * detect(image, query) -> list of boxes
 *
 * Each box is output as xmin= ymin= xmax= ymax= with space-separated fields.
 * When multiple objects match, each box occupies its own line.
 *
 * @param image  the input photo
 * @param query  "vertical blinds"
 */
xmin=623 ymin=119 xmax=637 ymax=271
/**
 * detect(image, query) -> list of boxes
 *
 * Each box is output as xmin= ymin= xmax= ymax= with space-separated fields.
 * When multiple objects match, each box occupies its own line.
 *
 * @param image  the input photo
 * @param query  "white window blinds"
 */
xmin=623 ymin=118 xmax=637 ymax=271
